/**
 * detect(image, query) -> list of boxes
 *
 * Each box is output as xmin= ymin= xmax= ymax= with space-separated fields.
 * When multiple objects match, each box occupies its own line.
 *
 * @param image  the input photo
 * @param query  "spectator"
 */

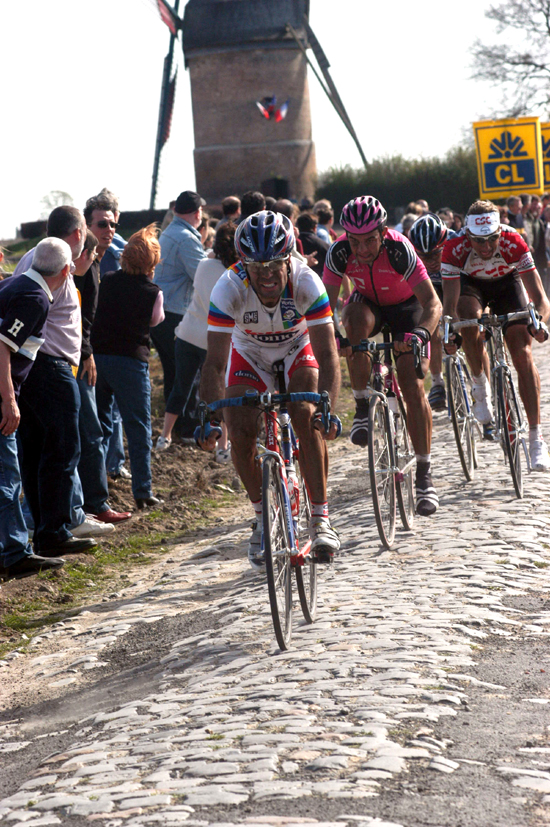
xmin=151 ymin=190 xmax=207 ymax=437
xmin=92 ymin=225 xmax=165 ymax=509
xmin=394 ymin=202 xmax=423 ymax=233
xmin=507 ymin=195 xmax=523 ymax=229
xmin=400 ymin=213 xmax=419 ymax=238
xmin=0 ymin=239 xmax=72 ymax=579
xmin=315 ymin=206 xmax=334 ymax=244
xmin=156 ymin=222 xmax=237 ymax=457
xmin=16 ymin=206 xmax=103 ymax=554
xmin=299 ymin=196 xmax=314 ymax=212
xmin=72 ymin=231 xmax=131 ymax=525
xmin=498 ymin=206 xmax=510 ymax=225
xmin=218 ymin=196 xmax=241 ymax=226
xmin=525 ymin=196 xmax=548 ymax=278
xmin=451 ymin=212 xmax=464 ymax=233
xmin=264 ymin=196 xmax=277 ymax=211
xmin=240 ymin=191 xmax=266 ymax=221
xmin=161 ymin=200 xmax=177 ymax=233
xmin=91 ymin=188 xmax=126 ymax=277
xmin=295 ymin=212 xmax=329 ymax=277
xmin=84 ymin=194 xmax=128 ymax=482
xmin=437 ymin=208 xmax=454 ymax=228
xmin=416 ymin=199 xmax=430 ymax=214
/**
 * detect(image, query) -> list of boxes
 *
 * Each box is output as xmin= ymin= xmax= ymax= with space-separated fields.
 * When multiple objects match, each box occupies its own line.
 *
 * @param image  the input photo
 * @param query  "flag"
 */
xmin=256 ymin=101 xmax=270 ymax=119
xmin=275 ymin=99 xmax=289 ymax=122
xmin=157 ymin=0 xmax=179 ymax=35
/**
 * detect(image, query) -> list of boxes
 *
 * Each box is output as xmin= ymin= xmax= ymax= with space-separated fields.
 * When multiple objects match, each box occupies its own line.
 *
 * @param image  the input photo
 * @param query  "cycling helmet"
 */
xmin=409 ymin=213 xmax=448 ymax=254
xmin=234 ymin=211 xmax=295 ymax=262
xmin=340 ymin=196 xmax=387 ymax=234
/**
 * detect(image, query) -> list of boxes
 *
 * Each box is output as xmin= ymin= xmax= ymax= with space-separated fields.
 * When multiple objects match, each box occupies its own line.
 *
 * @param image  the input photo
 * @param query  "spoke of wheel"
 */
xmin=262 ymin=456 xmax=293 ymax=649
xmin=497 ymin=368 xmax=523 ymax=499
xmin=368 ymin=396 xmax=396 ymax=548
xmin=446 ymin=356 xmax=474 ymax=481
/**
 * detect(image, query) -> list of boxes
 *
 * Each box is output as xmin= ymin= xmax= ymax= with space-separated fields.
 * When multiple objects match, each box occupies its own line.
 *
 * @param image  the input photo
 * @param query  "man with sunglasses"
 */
xmin=85 ymin=204 xmax=118 ymax=262
xmin=442 ymin=199 xmax=550 ymax=471
xmin=199 ymin=211 xmax=341 ymax=569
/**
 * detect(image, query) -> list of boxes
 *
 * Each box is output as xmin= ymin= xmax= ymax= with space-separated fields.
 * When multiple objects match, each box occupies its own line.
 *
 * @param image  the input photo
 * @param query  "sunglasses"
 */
xmin=469 ymin=232 xmax=500 ymax=245
xmin=246 ymin=260 xmax=286 ymax=274
xmin=94 ymin=220 xmax=119 ymax=229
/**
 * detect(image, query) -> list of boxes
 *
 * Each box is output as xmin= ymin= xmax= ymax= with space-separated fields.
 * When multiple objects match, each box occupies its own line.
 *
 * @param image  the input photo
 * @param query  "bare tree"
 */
xmin=471 ymin=0 xmax=550 ymax=116
xmin=40 ymin=190 xmax=74 ymax=219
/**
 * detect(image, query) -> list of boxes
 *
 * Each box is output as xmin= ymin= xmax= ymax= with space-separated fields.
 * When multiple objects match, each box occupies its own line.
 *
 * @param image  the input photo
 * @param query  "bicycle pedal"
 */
xmin=312 ymin=549 xmax=333 ymax=565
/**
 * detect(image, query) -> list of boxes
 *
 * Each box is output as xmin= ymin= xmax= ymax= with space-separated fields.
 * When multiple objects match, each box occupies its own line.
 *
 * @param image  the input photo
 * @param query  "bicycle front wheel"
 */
xmin=262 ymin=455 xmax=293 ymax=649
xmin=497 ymin=368 xmax=523 ymax=498
xmin=294 ymin=458 xmax=317 ymax=623
xmin=394 ymin=396 xmax=415 ymax=530
xmin=446 ymin=356 xmax=475 ymax=481
xmin=368 ymin=396 xmax=396 ymax=548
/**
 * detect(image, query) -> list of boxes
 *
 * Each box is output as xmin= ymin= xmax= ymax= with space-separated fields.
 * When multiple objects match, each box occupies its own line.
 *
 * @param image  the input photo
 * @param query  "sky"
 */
xmin=1 ymin=0 xmax=504 ymax=240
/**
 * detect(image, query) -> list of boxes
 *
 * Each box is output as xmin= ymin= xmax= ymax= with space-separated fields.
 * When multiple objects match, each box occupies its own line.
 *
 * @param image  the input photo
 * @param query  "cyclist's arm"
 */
xmin=199 ymin=331 xmax=232 ymax=406
xmin=519 ymin=268 xmax=550 ymax=324
xmin=442 ymin=277 xmax=461 ymax=322
xmin=325 ymin=282 xmax=340 ymax=313
xmin=411 ymin=278 xmax=442 ymax=336
xmin=309 ymin=323 xmax=341 ymax=440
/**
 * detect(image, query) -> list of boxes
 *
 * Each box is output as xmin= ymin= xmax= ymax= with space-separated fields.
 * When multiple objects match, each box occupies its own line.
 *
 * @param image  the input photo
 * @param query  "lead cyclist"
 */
xmin=197 ymin=211 xmax=342 ymax=569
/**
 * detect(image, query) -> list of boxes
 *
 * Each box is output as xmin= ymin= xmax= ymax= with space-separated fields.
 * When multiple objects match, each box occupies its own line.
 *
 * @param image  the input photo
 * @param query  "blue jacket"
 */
xmin=154 ymin=216 xmax=206 ymax=315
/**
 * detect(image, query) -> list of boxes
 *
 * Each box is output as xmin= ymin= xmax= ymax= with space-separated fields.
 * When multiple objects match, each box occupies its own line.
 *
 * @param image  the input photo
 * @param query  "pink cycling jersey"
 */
xmin=323 ymin=228 xmax=429 ymax=306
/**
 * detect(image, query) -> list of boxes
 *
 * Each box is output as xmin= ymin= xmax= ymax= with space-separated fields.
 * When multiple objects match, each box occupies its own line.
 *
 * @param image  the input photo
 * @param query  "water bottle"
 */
xmin=387 ymin=394 xmax=398 ymax=414
xmin=287 ymin=469 xmax=300 ymax=517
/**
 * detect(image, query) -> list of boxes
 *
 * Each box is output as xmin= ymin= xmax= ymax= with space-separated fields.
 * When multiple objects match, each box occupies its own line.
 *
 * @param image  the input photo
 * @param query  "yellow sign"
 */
xmin=473 ymin=117 xmax=544 ymax=199
xmin=540 ymin=122 xmax=550 ymax=190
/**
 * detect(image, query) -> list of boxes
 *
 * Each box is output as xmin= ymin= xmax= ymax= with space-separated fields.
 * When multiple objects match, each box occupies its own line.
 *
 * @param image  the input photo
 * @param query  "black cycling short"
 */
xmin=348 ymin=292 xmax=424 ymax=339
xmin=459 ymin=272 xmax=528 ymax=327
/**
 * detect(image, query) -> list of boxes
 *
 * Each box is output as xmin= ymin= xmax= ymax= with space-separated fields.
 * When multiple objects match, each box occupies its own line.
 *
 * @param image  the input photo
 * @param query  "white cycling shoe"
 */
xmin=247 ymin=521 xmax=264 ymax=571
xmin=309 ymin=516 xmax=339 ymax=564
xmin=471 ymin=376 xmax=494 ymax=425
xmin=530 ymin=439 xmax=550 ymax=472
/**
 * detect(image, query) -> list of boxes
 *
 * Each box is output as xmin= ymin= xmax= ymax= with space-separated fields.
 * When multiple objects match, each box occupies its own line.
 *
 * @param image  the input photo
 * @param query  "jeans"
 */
xmin=77 ymin=366 xmax=110 ymax=514
xmin=166 ymin=338 xmax=206 ymax=416
xmin=18 ymin=353 xmax=81 ymax=550
xmin=105 ymin=400 xmax=126 ymax=475
xmin=0 ymin=432 xmax=33 ymax=567
xmin=95 ymin=354 xmax=153 ymax=500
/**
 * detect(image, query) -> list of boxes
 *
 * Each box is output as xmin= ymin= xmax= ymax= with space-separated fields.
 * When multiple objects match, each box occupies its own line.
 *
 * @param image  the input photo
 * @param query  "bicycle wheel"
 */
xmin=446 ymin=356 xmax=475 ymax=481
xmin=368 ymin=395 xmax=396 ymax=548
xmin=262 ymin=455 xmax=293 ymax=649
xmin=394 ymin=396 xmax=415 ymax=530
xmin=294 ymin=458 xmax=317 ymax=623
xmin=496 ymin=368 xmax=523 ymax=498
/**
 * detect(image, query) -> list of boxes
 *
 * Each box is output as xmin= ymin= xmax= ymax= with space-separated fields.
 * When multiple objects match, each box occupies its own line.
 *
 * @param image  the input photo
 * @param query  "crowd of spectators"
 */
xmin=2 ymin=187 xmax=548 ymax=581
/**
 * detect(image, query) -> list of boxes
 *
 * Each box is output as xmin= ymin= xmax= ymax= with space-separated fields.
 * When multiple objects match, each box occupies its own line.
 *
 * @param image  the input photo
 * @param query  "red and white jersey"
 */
xmin=441 ymin=226 xmax=535 ymax=281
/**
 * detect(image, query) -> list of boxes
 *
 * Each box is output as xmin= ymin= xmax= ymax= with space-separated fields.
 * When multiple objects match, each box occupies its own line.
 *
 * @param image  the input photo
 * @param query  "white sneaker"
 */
xmin=155 ymin=435 xmax=172 ymax=452
xmin=309 ymin=516 xmax=340 ymax=563
xmin=215 ymin=444 xmax=232 ymax=464
xmin=471 ymin=376 xmax=494 ymax=425
xmin=72 ymin=516 xmax=115 ymax=537
xmin=248 ymin=521 xmax=264 ymax=571
xmin=530 ymin=439 xmax=550 ymax=471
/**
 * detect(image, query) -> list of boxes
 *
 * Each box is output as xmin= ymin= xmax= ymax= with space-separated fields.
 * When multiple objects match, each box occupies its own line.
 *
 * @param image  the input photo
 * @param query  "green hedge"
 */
xmin=316 ymin=146 xmax=479 ymax=223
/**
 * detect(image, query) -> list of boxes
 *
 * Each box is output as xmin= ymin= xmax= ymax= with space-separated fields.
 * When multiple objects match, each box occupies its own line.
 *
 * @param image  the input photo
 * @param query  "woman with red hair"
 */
xmin=92 ymin=224 xmax=165 ymax=509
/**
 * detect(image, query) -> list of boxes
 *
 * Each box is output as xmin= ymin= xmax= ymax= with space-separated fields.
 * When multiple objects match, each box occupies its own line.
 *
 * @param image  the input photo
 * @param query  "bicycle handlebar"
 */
xmin=197 ymin=390 xmax=332 ymax=437
xmin=443 ymin=303 xmax=538 ymax=340
xmin=351 ymin=339 xmax=425 ymax=379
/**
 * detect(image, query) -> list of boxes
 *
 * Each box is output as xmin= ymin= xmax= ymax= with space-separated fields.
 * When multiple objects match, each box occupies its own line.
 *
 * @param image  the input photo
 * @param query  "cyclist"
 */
xmin=409 ymin=213 xmax=451 ymax=411
xmin=198 ymin=211 xmax=342 ymax=569
xmin=323 ymin=196 xmax=442 ymax=516
xmin=441 ymin=199 xmax=550 ymax=471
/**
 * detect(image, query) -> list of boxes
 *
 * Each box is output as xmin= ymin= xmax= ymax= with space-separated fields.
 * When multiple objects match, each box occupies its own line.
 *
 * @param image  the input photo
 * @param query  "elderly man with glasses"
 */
xmin=442 ymin=199 xmax=550 ymax=471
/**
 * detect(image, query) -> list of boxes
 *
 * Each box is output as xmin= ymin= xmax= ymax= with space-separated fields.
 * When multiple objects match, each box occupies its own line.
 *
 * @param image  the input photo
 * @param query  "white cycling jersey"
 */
xmin=207 ymin=258 xmax=333 ymax=350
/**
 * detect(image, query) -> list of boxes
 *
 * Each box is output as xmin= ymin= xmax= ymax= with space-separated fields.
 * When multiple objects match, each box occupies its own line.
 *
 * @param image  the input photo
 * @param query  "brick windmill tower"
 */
xmin=182 ymin=0 xmax=315 ymax=202
xmin=150 ymin=0 xmax=366 ymax=207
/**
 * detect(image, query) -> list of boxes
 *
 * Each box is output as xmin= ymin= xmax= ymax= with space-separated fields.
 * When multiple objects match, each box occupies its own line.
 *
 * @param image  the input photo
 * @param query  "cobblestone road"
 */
xmin=2 ymin=346 xmax=550 ymax=827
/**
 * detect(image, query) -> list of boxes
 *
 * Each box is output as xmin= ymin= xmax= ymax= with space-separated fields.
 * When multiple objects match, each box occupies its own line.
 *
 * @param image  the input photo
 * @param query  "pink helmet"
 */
xmin=340 ymin=196 xmax=388 ymax=234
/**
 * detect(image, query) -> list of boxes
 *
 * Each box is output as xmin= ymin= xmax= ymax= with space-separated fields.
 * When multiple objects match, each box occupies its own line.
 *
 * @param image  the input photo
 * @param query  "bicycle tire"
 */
xmin=368 ymin=395 xmax=396 ymax=548
xmin=294 ymin=458 xmax=317 ymax=623
xmin=394 ymin=396 xmax=415 ymax=530
xmin=496 ymin=368 xmax=523 ymax=498
xmin=262 ymin=455 xmax=293 ymax=649
xmin=446 ymin=356 xmax=475 ymax=481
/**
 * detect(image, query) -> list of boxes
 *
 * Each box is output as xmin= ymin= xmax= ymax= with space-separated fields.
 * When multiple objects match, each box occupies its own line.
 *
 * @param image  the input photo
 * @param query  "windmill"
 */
xmin=149 ymin=0 xmax=366 ymax=207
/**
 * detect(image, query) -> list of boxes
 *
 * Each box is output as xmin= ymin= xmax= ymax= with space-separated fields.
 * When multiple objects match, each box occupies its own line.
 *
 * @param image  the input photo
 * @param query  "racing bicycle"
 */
xmin=443 ymin=316 xmax=479 ymax=481
xmin=350 ymin=327 xmax=419 ymax=548
xmin=199 ymin=380 xmax=331 ymax=650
